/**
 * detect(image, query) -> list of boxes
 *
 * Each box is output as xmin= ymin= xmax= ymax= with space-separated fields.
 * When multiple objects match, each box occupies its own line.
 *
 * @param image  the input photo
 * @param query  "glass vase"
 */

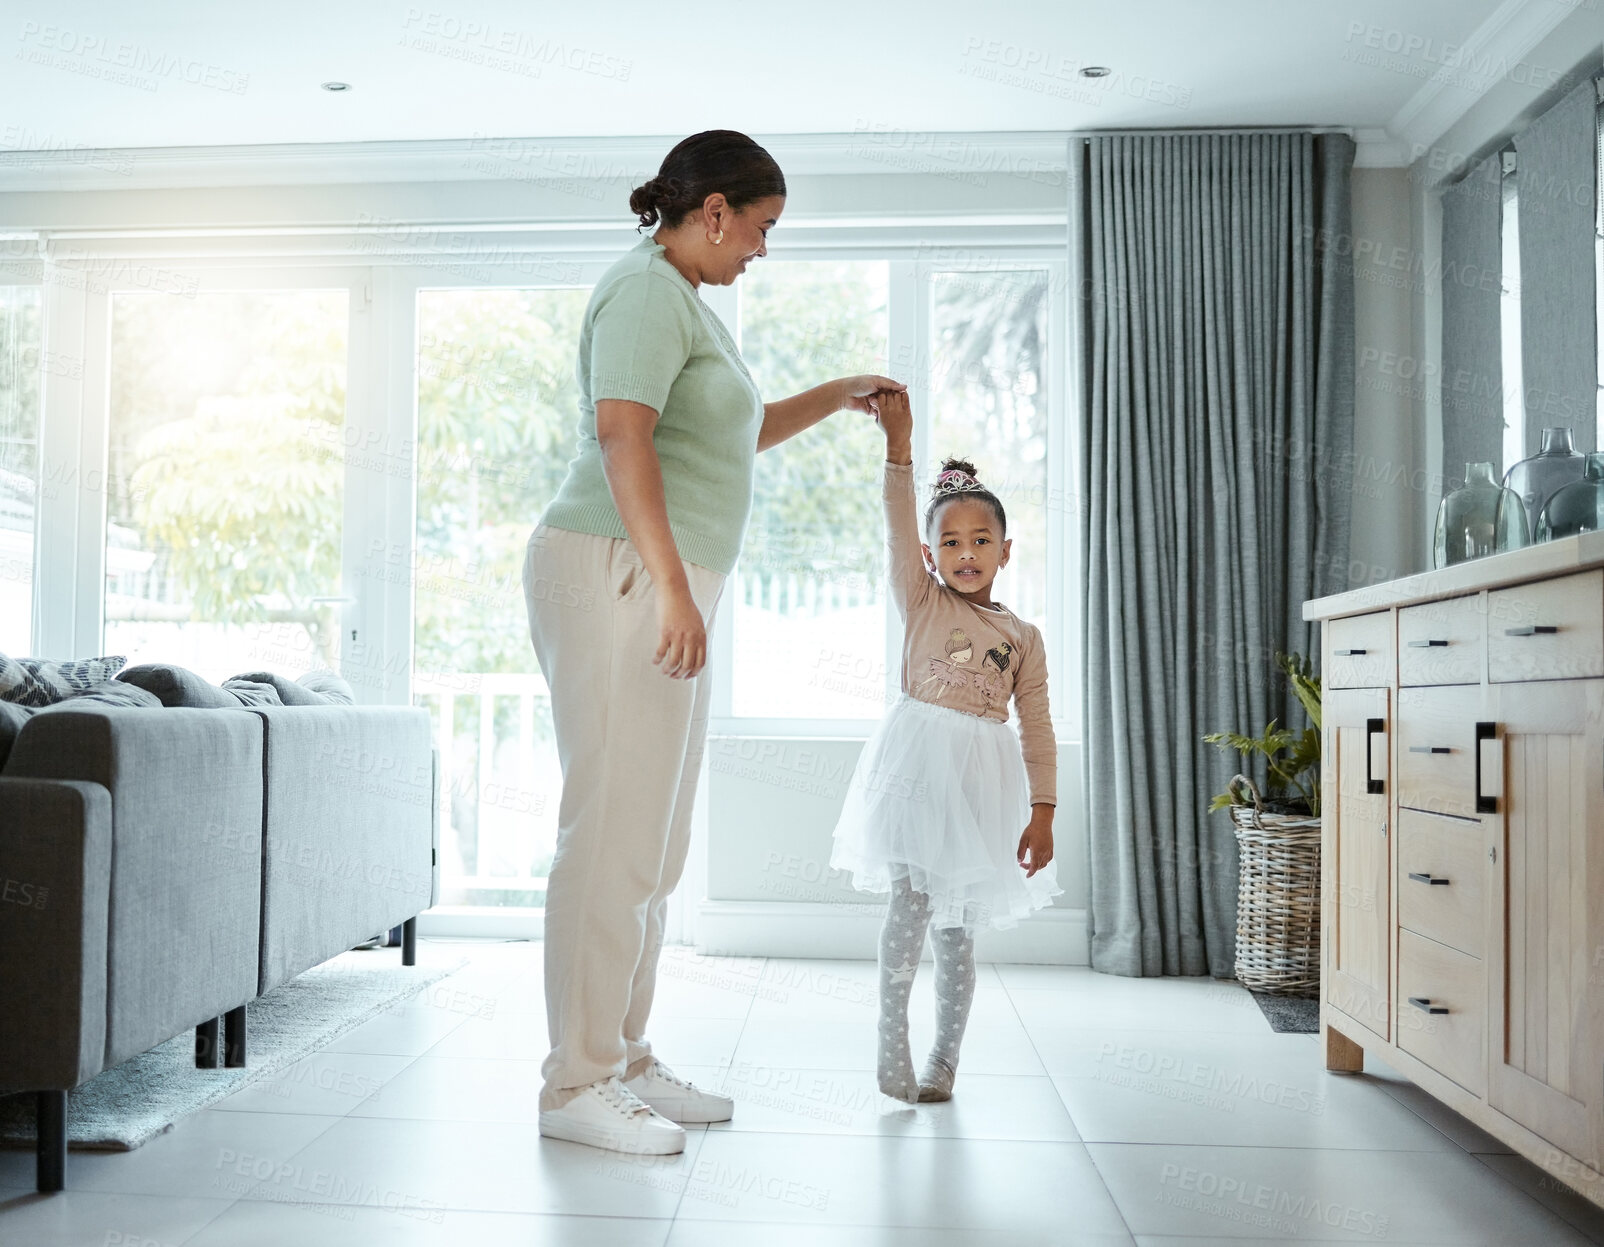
xmin=1434 ymin=462 xmax=1528 ymax=568
xmin=1536 ymin=453 xmax=1604 ymax=541
xmin=1503 ymin=426 xmax=1586 ymax=537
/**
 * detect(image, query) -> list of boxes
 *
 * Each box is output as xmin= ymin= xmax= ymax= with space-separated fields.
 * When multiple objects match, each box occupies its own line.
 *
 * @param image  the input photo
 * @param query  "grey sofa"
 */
xmin=0 ymin=676 xmax=437 ymax=1193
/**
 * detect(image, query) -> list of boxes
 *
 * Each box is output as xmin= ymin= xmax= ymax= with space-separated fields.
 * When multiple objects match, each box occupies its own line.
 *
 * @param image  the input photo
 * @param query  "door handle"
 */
xmin=1408 ymin=746 xmax=1451 ymax=754
xmin=1334 ymin=648 xmax=1368 ymax=656
xmin=1407 ymin=872 xmax=1450 ymax=885
xmin=1365 ymin=718 xmax=1385 ymax=795
xmin=1475 ymin=722 xmax=1497 ymax=814
xmin=1503 ymin=625 xmax=1558 ymax=636
xmin=1408 ymin=996 xmax=1450 ymax=1015
xmin=1406 ymin=639 xmax=1449 ymax=648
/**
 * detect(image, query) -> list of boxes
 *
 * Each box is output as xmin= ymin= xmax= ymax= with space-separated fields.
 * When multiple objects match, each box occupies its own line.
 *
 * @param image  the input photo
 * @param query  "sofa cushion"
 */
xmin=32 ymin=680 xmax=163 ymax=716
xmin=220 ymin=678 xmax=285 ymax=707
xmin=0 ymin=654 xmax=128 ymax=708
xmin=297 ymin=670 xmax=355 ymax=705
xmin=118 ymin=663 xmax=242 ymax=709
xmin=227 ymin=670 xmax=351 ymax=706
xmin=0 ymin=700 xmax=36 ymax=769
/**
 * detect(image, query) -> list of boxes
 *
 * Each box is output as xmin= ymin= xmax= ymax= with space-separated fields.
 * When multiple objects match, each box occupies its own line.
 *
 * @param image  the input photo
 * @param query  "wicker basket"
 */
xmin=1226 ymin=774 xmax=1322 ymax=996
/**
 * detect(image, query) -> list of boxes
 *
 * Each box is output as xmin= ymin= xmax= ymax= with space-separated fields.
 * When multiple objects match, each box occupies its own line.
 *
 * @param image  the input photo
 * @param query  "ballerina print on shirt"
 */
xmin=916 ymin=627 xmax=974 ymax=700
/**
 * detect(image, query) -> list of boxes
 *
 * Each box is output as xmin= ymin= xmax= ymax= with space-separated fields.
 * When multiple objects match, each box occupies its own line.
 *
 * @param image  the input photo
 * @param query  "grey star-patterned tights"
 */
xmin=877 ymin=874 xmax=976 ymax=1103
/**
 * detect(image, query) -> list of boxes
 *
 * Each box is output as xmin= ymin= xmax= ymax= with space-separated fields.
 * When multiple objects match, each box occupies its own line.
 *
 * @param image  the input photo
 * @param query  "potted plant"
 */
xmin=1203 ymin=651 xmax=1322 ymax=816
xmin=1201 ymin=651 xmax=1323 ymax=996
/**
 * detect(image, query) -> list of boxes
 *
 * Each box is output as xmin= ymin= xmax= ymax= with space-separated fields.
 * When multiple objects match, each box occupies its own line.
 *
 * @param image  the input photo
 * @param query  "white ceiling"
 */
xmin=0 ymin=0 xmax=1566 ymax=158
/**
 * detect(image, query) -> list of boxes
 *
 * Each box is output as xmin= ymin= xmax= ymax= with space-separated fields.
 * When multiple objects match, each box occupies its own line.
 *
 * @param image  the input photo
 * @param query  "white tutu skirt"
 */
xmin=830 ymin=695 xmax=1062 ymax=932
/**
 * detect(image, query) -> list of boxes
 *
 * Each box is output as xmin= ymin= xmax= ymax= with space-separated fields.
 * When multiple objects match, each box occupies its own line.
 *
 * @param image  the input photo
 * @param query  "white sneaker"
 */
xmin=624 ymin=1059 xmax=734 ymax=1124
xmin=538 ymin=1076 xmax=686 ymax=1154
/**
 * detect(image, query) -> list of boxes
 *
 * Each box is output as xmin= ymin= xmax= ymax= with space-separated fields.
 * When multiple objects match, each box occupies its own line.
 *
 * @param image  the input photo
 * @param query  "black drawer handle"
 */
xmin=1365 ymin=718 xmax=1385 ymax=795
xmin=1503 ymin=625 xmax=1558 ymax=636
xmin=1334 ymin=647 xmax=1367 ymax=656
xmin=1407 ymin=872 xmax=1450 ymax=885
xmin=1406 ymin=639 xmax=1449 ymax=648
xmin=1407 ymin=746 xmax=1451 ymax=754
xmin=1475 ymin=721 xmax=1496 ymax=814
xmin=1408 ymin=996 xmax=1450 ymax=1015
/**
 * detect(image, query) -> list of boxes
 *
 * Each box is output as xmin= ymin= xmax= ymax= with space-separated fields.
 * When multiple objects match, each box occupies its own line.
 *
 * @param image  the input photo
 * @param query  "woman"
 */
xmin=524 ymin=129 xmax=903 ymax=1156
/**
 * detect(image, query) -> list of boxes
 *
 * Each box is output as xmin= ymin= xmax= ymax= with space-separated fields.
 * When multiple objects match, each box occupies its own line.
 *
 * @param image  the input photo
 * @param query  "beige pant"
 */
xmin=522 ymin=523 xmax=725 ymax=1110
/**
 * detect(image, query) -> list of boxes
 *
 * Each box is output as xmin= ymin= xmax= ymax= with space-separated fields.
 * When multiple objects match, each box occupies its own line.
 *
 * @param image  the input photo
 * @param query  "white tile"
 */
xmin=1004 ymin=973 xmax=1270 ymax=1034
xmin=347 ymin=1057 xmax=543 ymax=1124
xmin=1087 ymin=1142 xmax=1601 ymax=1243
xmin=1033 ymin=1026 xmax=1459 ymax=1150
xmin=1359 ymin=1052 xmax=1516 ymax=1155
xmin=711 ymin=1066 xmax=1079 ymax=1141
xmin=668 ymin=1222 xmax=1132 ymax=1247
xmin=418 ymin=1008 xmax=547 ymax=1061
xmin=321 ymin=998 xmax=471 ymax=1057
xmin=677 ymin=1131 xmax=1128 ymax=1232
xmin=1474 ymin=1153 xmax=1604 ymax=1244
xmin=732 ymin=1017 xmax=1041 ymax=1076
xmin=0 ymin=1188 xmax=233 ymax=1247
xmin=212 ymin=1052 xmax=416 ymax=1118
xmin=0 ymin=1110 xmax=339 ymax=1200
xmin=183 ymin=1200 xmax=672 ymax=1246
xmin=236 ymin=1113 xmax=708 ymax=1217
xmin=1051 ymin=1069 xmax=1461 ymax=1151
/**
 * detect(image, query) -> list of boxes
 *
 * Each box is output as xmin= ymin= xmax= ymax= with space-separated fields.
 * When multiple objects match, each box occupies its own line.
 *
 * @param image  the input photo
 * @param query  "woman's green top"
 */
xmin=540 ymin=233 xmax=764 ymax=574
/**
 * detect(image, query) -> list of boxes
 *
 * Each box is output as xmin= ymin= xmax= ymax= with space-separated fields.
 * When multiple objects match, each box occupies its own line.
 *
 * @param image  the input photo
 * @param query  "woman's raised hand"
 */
xmin=839 ymin=375 xmax=906 ymax=420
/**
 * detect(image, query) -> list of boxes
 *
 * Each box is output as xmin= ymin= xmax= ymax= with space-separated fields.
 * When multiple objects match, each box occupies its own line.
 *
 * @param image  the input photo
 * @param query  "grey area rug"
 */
xmin=0 ymin=954 xmax=464 ymax=1151
xmin=1251 ymin=991 xmax=1319 ymax=1033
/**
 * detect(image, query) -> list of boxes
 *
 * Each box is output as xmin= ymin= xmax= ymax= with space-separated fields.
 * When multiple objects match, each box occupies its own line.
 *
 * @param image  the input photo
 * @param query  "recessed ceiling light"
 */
xmin=1079 ymin=66 xmax=1112 ymax=78
xmin=321 ymin=81 xmax=352 ymax=92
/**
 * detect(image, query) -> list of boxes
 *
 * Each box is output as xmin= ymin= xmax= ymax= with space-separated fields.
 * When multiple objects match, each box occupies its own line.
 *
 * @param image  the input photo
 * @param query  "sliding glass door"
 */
xmin=103 ymin=284 xmax=351 ymax=679
xmin=411 ymin=284 xmax=592 ymax=909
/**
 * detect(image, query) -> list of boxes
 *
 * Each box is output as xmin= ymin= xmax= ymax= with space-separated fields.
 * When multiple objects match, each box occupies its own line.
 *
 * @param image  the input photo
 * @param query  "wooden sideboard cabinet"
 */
xmin=1306 ymin=535 xmax=1604 ymax=1208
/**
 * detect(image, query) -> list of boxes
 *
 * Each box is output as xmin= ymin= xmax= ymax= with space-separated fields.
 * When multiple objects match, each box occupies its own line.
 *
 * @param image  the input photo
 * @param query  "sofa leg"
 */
xmin=402 ymin=916 xmax=417 ymax=966
xmin=36 ymin=1090 xmax=66 ymax=1192
xmin=224 ymin=1004 xmax=248 ymax=1068
xmin=196 ymin=1016 xmax=221 ymax=1068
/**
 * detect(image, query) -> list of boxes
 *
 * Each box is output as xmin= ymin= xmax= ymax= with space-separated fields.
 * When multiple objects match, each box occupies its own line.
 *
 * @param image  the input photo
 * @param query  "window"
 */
xmin=733 ymin=260 xmax=891 ymax=719
xmin=929 ymin=269 xmax=1050 ymax=634
xmin=412 ymin=285 xmax=590 ymax=909
xmin=104 ymin=289 xmax=348 ymax=677
xmin=721 ymin=259 xmax=1058 ymax=727
xmin=1500 ymin=148 xmax=1524 ymax=474
xmin=0 ymin=286 xmax=40 ymax=654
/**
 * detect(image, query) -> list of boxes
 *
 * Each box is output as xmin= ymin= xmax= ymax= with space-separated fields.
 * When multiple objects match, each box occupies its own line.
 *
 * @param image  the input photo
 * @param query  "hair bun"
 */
xmin=939 ymin=457 xmax=979 ymax=479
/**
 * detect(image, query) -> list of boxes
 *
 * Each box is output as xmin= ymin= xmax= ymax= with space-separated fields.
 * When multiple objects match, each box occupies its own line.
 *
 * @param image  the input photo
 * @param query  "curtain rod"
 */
xmin=1069 ymin=126 xmax=1355 ymax=139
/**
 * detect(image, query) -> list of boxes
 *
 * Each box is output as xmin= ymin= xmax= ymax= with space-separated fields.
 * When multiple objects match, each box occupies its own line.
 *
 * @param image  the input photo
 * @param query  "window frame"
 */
xmin=706 ymin=242 xmax=1075 ymax=743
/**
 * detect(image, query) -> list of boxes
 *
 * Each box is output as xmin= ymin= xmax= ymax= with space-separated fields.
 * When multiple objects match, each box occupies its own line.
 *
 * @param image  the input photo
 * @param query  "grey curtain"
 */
xmin=1516 ymin=77 xmax=1599 ymax=456
xmin=1075 ymin=132 xmax=1356 ymax=979
xmin=1439 ymin=156 xmax=1505 ymax=482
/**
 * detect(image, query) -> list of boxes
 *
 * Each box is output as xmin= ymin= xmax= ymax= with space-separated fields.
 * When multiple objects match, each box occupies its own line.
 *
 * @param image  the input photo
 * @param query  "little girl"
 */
xmin=830 ymin=388 xmax=1060 ymax=1103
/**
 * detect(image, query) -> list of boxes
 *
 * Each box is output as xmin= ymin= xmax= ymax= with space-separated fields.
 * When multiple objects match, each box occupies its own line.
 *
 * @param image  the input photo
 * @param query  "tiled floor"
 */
xmin=4 ymin=937 xmax=1604 ymax=1245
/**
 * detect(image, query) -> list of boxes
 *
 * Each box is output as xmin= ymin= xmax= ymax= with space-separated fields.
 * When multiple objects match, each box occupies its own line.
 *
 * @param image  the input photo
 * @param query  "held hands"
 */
xmin=1017 ymin=807 xmax=1055 ymax=878
xmin=654 ymin=585 xmax=707 ymax=680
xmin=839 ymin=375 xmax=906 ymax=421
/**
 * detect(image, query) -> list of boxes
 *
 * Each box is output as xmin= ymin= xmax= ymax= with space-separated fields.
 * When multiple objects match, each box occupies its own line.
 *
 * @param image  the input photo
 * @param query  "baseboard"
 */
xmin=417 ymin=906 xmax=544 ymax=941
xmin=696 ymin=899 xmax=1089 ymax=964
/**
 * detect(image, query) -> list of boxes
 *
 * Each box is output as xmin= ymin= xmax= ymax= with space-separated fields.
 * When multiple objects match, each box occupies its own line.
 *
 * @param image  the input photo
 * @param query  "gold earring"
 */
xmin=710 ymin=229 xmax=723 ymax=245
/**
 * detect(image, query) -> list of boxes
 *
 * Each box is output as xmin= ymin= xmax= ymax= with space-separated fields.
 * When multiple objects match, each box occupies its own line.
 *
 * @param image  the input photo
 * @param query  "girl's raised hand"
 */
xmin=875 ymin=387 xmax=913 ymax=446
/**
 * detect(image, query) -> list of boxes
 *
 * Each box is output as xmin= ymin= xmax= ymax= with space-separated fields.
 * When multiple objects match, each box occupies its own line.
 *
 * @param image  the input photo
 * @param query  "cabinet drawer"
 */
xmin=1397 ymin=686 xmax=1483 ymax=820
xmin=1399 ymin=596 xmax=1484 ymax=686
xmin=1397 ymin=929 xmax=1487 ymax=1097
xmin=1397 ymin=809 xmax=1485 ymax=957
xmin=1326 ymin=612 xmax=1393 ymax=688
xmin=1488 ymin=571 xmax=1604 ymax=682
